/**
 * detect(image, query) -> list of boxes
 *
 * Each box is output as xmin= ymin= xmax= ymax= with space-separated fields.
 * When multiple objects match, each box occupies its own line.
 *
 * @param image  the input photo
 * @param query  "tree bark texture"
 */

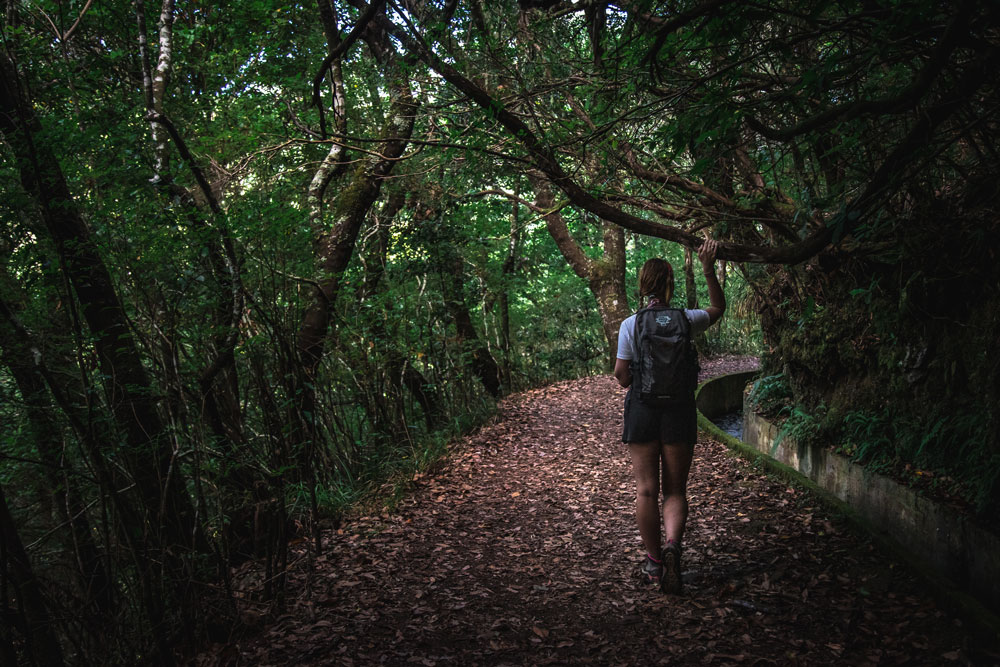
xmin=0 ymin=286 xmax=149 ymax=552
xmin=308 ymin=0 xmax=349 ymax=230
xmin=296 ymin=79 xmax=416 ymax=378
xmin=440 ymin=250 xmax=502 ymax=399
xmin=498 ymin=195 xmax=521 ymax=390
xmin=413 ymin=187 xmax=503 ymax=399
xmin=0 ymin=321 xmax=111 ymax=615
xmin=149 ymin=0 xmax=176 ymax=178
xmin=684 ymin=246 xmax=697 ymax=310
xmin=136 ymin=1 xmax=248 ymax=459
xmin=0 ymin=333 xmax=113 ymax=615
xmin=291 ymin=73 xmax=417 ymax=553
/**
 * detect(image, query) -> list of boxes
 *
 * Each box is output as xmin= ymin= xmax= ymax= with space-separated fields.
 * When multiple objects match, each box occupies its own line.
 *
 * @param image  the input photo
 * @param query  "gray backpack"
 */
xmin=631 ymin=306 xmax=700 ymax=406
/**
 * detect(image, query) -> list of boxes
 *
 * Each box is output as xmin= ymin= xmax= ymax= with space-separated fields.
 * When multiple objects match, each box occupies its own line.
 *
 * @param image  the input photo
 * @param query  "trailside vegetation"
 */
xmin=0 ymin=0 xmax=996 ymax=662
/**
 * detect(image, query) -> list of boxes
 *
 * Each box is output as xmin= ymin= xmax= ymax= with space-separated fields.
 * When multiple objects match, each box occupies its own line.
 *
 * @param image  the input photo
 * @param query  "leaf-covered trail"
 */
xmin=204 ymin=359 xmax=989 ymax=665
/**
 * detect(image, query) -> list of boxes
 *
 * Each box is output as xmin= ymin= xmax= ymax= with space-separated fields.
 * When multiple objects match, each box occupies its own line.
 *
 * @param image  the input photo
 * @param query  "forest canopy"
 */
xmin=1 ymin=0 xmax=998 ymax=663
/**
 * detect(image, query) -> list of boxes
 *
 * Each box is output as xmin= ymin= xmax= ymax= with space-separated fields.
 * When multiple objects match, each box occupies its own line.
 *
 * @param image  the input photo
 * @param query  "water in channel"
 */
xmin=711 ymin=410 xmax=744 ymax=440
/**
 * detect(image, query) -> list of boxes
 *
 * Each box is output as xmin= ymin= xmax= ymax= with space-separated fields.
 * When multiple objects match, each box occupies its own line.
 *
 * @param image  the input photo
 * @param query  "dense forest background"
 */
xmin=1 ymin=0 xmax=998 ymax=663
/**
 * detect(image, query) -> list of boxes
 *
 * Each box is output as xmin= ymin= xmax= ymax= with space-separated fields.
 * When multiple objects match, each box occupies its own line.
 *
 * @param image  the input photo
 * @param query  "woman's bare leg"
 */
xmin=660 ymin=443 xmax=694 ymax=545
xmin=628 ymin=442 xmax=661 ymax=557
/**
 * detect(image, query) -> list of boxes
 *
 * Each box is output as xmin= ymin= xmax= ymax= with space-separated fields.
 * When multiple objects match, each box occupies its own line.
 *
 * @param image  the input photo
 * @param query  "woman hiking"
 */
xmin=613 ymin=240 xmax=725 ymax=594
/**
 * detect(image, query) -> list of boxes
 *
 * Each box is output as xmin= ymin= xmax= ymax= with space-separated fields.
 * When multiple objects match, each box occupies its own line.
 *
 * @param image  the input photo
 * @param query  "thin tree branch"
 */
xmin=145 ymin=111 xmax=222 ymax=214
xmin=61 ymin=0 xmax=95 ymax=42
xmin=312 ymin=0 xmax=387 ymax=136
xmin=745 ymin=0 xmax=973 ymax=141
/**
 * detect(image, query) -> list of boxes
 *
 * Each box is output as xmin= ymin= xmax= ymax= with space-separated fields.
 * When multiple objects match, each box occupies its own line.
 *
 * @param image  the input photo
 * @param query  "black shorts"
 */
xmin=622 ymin=389 xmax=697 ymax=445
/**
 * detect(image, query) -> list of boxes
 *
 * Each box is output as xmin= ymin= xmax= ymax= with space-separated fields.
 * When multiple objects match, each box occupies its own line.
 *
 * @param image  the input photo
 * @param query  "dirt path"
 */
xmin=202 ymin=358 xmax=994 ymax=665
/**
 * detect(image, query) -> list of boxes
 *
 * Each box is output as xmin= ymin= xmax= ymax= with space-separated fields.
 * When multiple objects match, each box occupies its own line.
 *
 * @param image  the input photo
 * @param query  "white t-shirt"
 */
xmin=616 ymin=309 xmax=711 ymax=361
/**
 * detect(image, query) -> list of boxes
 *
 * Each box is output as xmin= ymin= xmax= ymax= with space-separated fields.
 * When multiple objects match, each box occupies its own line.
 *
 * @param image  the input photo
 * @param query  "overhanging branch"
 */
xmin=745 ymin=0 xmax=973 ymax=142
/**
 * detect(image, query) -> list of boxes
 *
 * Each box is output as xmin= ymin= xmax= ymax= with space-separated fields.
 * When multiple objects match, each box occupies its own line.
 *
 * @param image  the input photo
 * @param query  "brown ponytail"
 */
xmin=638 ymin=258 xmax=674 ymax=306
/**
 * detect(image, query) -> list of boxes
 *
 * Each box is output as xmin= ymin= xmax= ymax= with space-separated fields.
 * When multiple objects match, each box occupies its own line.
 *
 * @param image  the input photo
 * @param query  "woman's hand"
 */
xmin=697 ymin=239 xmax=719 ymax=271
xmin=698 ymin=239 xmax=726 ymax=324
xmin=613 ymin=357 xmax=632 ymax=388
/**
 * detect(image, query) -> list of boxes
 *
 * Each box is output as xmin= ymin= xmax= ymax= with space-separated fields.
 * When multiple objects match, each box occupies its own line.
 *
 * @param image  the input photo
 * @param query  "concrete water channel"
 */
xmin=695 ymin=370 xmax=1000 ymax=643
xmin=709 ymin=409 xmax=742 ymax=439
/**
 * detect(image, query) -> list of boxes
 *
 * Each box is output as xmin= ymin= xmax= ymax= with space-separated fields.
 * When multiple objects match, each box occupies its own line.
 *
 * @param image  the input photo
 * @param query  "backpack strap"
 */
xmin=631 ymin=308 xmax=646 ymax=389
xmin=676 ymin=308 xmax=692 ymax=336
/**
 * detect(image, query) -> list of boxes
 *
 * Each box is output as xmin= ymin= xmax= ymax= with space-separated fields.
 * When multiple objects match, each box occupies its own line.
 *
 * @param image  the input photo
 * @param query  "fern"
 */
xmin=747 ymin=373 xmax=792 ymax=414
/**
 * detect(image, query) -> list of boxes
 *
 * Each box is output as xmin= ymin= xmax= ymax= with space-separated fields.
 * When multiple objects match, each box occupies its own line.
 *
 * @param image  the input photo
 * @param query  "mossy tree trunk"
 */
xmin=529 ymin=173 xmax=629 ymax=370
xmin=292 ymin=64 xmax=417 ymax=549
xmin=295 ymin=80 xmax=417 ymax=395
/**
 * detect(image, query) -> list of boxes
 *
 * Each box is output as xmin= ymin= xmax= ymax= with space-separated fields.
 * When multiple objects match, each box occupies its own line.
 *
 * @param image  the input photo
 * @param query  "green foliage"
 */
xmin=752 ymin=184 xmax=1000 ymax=516
xmin=836 ymin=406 xmax=999 ymax=513
xmin=772 ymin=403 xmax=827 ymax=454
xmin=700 ymin=273 xmax=765 ymax=357
xmin=838 ymin=411 xmax=895 ymax=466
xmin=747 ymin=374 xmax=793 ymax=415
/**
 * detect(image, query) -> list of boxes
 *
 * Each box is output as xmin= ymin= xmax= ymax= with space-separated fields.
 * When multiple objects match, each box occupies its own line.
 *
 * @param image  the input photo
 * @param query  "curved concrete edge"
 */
xmin=695 ymin=369 xmax=759 ymax=453
xmin=695 ymin=369 xmax=759 ymax=420
xmin=694 ymin=372 xmax=1000 ymax=646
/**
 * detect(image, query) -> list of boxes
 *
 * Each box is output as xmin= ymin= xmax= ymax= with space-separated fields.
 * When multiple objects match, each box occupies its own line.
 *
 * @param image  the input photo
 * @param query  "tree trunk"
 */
xmin=149 ymin=0 xmax=176 ymax=179
xmin=498 ymin=195 xmax=521 ymax=390
xmin=684 ymin=246 xmax=698 ymax=309
xmin=441 ymin=251 xmax=502 ymax=399
xmin=0 ymin=51 xmax=198 ymax=554
xmin=0 ymin=483 xmax=66 ymax=667
xmin=590 ymin=270 xmax=629 ymax=370
xmin=0 ymin=283 xmax=156 ymax=593
xmin=413 ymin=186 xmax=503 ymax=399
xmin=529 ymin=173 xmax=629 ymax=370
xmin=137 ymin=0 xmax=248 ymax=462
xmin=0 ymin=334 xmax=113 ymax=616
xmin=292 ymin=72 xmax=416 ymax=551
xmin=587 ymin=222 xmax=630 ymax=371
xmin=296 ymin=77 xmax=416 ymax=384
xmin=1 ymin=58 xmax=200 ymax=659
xmin=360 ymin=193 xmax=446 ymax=429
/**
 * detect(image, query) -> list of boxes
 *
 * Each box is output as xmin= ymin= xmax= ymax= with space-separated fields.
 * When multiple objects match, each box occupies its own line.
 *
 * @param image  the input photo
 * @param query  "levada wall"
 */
xmin=740 ymin=409 xmax=1000 ymax=616
xmin=694 ymin=372 xmax=1000 ymax=638
xmin=694 ymin=370 xmax=757 ymax=421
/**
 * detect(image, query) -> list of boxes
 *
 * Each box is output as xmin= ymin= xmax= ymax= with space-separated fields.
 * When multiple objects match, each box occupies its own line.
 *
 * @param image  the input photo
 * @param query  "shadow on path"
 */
xmin=202 ymin=358 xmax=992 ymax=665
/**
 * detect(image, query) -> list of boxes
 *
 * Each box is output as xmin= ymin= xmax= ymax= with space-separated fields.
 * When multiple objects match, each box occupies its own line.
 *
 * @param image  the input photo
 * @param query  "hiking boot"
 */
xmin=661 ymin=543 xmax=682 ymax=595
xmin=640 ymin=554 xmax=663 ymax=587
